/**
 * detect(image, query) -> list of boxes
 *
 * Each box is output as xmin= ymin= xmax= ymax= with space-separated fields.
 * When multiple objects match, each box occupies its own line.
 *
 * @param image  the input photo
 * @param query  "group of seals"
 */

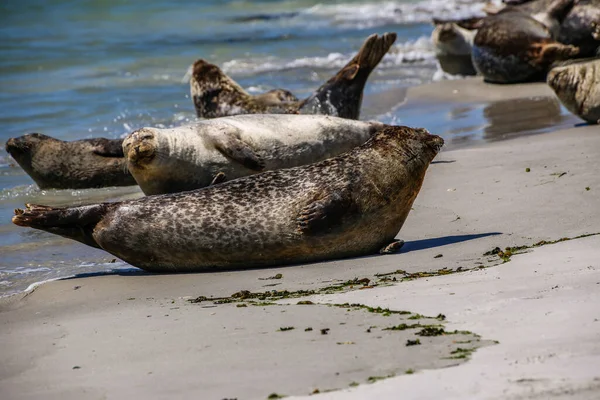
xmin=431 ymin=0 xmax=599 ymax=82
xmin=190 ymin=32 xmax=397 ymax=120
xmin=6 ymin=32 xmax=396 ymax=190
xmin=5 ymin=134 xmax=135 ymax=189
xmin=123 ymin=115 xmax=382 ymax=195
xmin=12 ymin=126 xmax=443 ymax=272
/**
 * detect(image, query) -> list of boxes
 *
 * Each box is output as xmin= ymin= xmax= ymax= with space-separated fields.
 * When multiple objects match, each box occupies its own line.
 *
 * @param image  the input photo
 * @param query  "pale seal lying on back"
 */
xmin=12 ymin=126 xmax=443 ymax=273
xmin=123 ymin=114 xmax=382 ymax=195
xmin=472 ymin=0 xmax=579 ymax=83
xmin=5 ymin=134 xmax=136 ymax=189
xmin=190 ymin=33 xmax=397 ymax=119
xmin=547 ymin=57 xmax=600 ymax=124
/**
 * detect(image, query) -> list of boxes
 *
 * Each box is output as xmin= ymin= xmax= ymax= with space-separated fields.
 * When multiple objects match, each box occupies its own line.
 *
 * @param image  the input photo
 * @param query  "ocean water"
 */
xmin=0 ymin=0 xmax=576 ymax=295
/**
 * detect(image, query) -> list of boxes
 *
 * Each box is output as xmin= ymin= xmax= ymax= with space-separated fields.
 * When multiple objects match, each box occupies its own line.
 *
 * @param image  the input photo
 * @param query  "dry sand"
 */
xmin=1 ymin=78 xmax=599 ymax=399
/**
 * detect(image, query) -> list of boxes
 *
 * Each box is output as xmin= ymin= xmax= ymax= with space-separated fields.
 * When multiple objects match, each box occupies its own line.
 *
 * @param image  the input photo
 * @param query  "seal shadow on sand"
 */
xmin=56 ymin=232 xmax=502 ymax=281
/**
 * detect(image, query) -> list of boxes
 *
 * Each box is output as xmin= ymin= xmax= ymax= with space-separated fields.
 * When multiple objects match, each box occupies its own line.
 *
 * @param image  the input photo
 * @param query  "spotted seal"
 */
xmin=123 ymin=114 xmax=382 ymax=195
xmin=4 ymin=134 xmax=136 ymax=189
xmin=12 ymin=125 xmax=442 ymax=272
xmin=547 ymin=57 xmax=600 ymax=124
xmin=472 ymin=0 xmax=579 ymax=83
xmin=190 ymin=32 xmax=397 ymax=119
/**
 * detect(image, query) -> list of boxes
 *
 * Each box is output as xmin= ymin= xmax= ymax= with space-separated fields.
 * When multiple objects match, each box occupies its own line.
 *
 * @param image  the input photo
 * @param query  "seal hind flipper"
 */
xmin=297 ymin=191 xmax=353 ymax=234
xmin=88 ymin=138 xmax=125 ymax=157
xmin=212 ymin=134 xmax=265 ymax=171
xmin=12 ymin=203 xmax=111 ymax=248
xmin=298 ymin=32 xmax=397 ymax=119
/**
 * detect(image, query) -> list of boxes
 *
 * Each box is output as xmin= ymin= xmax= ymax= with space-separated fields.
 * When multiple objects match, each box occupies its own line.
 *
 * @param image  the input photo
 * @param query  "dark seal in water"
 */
xmin=190 ymin=33 xmax=397 ymax=120
xmin=5 ymin=133 xmax=136 ymax=189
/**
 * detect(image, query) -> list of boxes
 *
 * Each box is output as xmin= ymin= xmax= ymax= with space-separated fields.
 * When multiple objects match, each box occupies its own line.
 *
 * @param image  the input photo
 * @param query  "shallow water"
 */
xmin=0 ymin=0 xmax=578 ymax=295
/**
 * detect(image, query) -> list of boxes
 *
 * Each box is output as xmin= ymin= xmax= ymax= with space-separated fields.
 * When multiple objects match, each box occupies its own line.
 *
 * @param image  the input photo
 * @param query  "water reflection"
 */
xmin=482 ymin=96 xmax=568 ymax=141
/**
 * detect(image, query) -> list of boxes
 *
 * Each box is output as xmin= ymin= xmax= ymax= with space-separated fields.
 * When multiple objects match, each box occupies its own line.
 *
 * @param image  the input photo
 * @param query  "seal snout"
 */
xmin=124 ymin=129 xmax=157 ymax=167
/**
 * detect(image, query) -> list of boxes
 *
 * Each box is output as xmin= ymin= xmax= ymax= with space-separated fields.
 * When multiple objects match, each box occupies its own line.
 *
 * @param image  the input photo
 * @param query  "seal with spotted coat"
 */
xmin=123 ymin=114 xmax=383 ymax=195
xmin=190 ymin=32 xmax=397 ymax=119
xmin=12 ymin=125 xmax=443 ymax=273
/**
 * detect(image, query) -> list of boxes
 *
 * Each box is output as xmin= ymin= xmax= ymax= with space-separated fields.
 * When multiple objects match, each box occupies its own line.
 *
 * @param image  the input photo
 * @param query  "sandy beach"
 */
xmin=1 ymin=78 xmax=599 ymax=399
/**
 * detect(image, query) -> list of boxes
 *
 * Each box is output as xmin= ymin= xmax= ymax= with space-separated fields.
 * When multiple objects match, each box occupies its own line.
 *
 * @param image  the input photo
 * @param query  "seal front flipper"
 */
xmin=297 ymin=190 xmax=353 ymax=234
xmin=212 ymin=134 xmax=265 ymax=171
xmin=298 ymin=32 xmax=397 ymax=120
xmin=379 ymin=239 xmax=405 ymax=254
xmin=88 ymin=138 xmax=125 ymax=157
xmin=12 ymin=203 xmax=112 ymax=248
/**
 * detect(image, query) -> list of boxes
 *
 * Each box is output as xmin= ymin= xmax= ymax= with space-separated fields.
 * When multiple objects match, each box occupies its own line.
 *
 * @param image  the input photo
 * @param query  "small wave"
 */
xmin=303 ymin=0 xmax=499 ymax=29
xmin=221 ymin=36 xmax=436 ymax=76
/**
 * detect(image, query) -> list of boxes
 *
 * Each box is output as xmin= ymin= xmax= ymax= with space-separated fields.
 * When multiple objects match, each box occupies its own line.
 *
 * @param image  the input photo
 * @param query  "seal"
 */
xmin=431 ymin=17 xmax=481 ymax=75
xmin=190 ymin=32 xmax=397 ymax=119
xmin=547 ymin=57 xmax=600 ymax=124
xmin=558 ymin=0 xmax=600 ymax=57
xmin=123 ymin=114 xmax=382 ymax=195
xmin=472 ymin=0 xmax=579 ymax=83
xmin=5 ymin=133 xmax=136 ymax=189
xmin=12 ymin=125 xmax=443 ymax=273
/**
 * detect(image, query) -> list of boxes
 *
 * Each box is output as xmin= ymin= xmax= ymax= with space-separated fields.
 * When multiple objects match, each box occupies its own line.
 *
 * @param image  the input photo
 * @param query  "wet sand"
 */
xmin=1 ymin=78 xmax=599 ymax=399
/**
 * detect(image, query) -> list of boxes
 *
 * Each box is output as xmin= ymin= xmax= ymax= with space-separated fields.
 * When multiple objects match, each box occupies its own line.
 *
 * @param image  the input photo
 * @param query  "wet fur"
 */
xmin=13 ymin=126 xmax=443 ymax=273
xmin=190 ymin=33 xmax=397 ymax=119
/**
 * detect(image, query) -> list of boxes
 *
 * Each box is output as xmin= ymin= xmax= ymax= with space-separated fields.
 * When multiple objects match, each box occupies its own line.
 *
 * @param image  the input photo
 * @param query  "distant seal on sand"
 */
xmin=472 ymin=0 xmax=579 ymax=83
xmin=547 ymin=57 xmax=600 ymax=124
xmin=123 ymin=114 xmax=382 ymax=195
xmin=12 ymin=126 xmax=443 ymax=272
xmin=5 ymin=134 xmax=136 ymax=189
xmin=431 ymin=17 xmax=481 ymax=75
xmin=190 ymin=32 xmax=397 ymax=119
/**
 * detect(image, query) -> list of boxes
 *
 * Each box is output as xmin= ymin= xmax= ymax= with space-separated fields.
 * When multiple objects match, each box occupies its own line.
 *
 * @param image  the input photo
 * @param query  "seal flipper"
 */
xmin=88 ymin=138 xmax=125 ymax=157
xmin=12 ymin=203 xmax=112 ymax=248
xmin=297 ymin=191 xmax=352 ymax=234
xmin=212 ymin=134 xmax=265 ymax=171
xmin=298 ymin=32 xmax=397 ymax=119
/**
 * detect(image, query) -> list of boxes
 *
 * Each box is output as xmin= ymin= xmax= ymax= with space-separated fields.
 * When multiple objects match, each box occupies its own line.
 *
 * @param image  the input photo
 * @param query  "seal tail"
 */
xmin=189 ymin=59 xmax=250 ymax=118
xmin=12 ymin=203 xmax=111 ymax=248
xmin=298 ymin=32 xmax=397 ymax=119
